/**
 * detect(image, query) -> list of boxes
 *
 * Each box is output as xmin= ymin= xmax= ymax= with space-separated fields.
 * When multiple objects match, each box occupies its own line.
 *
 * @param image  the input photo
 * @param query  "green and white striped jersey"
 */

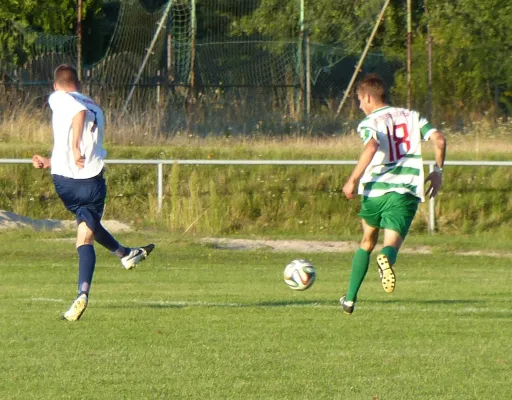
xmin=357 ymin=106 xmax=436 ymax=202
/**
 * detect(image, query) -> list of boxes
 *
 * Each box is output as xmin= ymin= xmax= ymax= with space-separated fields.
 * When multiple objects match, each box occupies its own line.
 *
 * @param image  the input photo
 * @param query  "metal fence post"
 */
xmin=428 ymin=163 xmax=435 ymax=234
xmin=157 ymin=162 xmax=163 ymax=213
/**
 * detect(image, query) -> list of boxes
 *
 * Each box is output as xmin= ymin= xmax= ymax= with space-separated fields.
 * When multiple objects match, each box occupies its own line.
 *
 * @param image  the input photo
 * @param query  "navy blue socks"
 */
xmin=94 ymin=223 xmax=120 ymax=252
xmin=94 ymin=223 xmax=128 ymax=257
xmin=77 ymin=244 xmax=96 ymax=295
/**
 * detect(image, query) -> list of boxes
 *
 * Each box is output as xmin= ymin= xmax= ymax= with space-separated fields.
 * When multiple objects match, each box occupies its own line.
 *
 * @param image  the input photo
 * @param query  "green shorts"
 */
xmin=359 ymin=192 xmax=420 ymax=238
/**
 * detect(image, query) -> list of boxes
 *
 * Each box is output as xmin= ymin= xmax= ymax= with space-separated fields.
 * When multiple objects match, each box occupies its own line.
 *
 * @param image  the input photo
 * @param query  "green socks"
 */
xmin=380 ymin=246 xmax=398 ymax=266
xmin=345 ymin=246 xmax=399 ymax=302
xmin=346 ymin=248 xmax=371 ymax=302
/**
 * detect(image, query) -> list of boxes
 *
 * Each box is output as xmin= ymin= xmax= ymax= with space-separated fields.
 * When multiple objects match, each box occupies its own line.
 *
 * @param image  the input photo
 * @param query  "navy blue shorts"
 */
xmin=53 ymin=171 xmax=106 ymax=232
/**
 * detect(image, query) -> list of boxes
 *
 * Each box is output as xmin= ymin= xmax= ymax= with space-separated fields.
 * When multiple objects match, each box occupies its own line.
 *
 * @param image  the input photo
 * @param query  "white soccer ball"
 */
xmin=283 ymin=259 xmax=316 ymax=291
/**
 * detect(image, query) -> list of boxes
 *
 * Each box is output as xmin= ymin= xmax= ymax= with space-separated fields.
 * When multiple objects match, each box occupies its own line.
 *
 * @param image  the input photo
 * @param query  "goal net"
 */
xmin=1 ymin=0 xmax=399 ymax=134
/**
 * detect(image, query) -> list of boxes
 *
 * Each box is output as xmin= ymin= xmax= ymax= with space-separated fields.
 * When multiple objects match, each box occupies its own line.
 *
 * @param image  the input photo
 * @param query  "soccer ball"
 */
xmin=283 ymin=259 xmax=316 ymax=291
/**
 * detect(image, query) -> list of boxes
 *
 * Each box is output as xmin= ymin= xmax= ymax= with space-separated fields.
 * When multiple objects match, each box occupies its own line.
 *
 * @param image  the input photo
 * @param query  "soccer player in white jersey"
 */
xmin=32 ymin=64 xmax=155 ymax=321
xmin=340 ymin=74 xmax=446 ymax=315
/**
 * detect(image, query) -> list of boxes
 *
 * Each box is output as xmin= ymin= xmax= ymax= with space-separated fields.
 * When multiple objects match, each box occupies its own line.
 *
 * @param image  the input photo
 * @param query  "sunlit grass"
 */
xmin=0 ymin=230 xmax=510 ymax=400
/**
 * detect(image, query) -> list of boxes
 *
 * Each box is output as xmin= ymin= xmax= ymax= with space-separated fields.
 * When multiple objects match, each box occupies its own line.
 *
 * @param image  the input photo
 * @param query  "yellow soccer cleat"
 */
xmin=377 ymin=254 xmax=396 ymax=293
xmin=62 ymin=293 xmax=88 ymax=321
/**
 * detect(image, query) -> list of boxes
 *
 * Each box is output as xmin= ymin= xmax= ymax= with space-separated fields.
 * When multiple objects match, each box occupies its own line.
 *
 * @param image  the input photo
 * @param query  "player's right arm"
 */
xmin=71 ymin=110 xmax=87 ymax=169
xmin=343 ymin=138 xmax=379 ymax=199
xmin=48 ymin=91 xmax=88 ymax=169
xmin=32 ymin=155 xmax=51 ymax=169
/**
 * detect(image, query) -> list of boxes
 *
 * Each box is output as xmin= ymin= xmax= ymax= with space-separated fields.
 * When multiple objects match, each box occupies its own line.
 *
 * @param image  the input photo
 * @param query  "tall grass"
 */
xmin=0 ymin=107 xmax=511 ymax=236
xmin=1 ymin=154 xmax=511 ymax=236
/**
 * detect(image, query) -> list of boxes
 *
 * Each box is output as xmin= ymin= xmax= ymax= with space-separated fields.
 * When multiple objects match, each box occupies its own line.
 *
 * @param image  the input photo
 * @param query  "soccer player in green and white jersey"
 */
xmin=340 ymin=74 xmax=446 ymax=315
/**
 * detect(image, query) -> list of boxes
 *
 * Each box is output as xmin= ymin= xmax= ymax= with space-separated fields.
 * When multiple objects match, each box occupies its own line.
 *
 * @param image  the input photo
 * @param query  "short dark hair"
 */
xmin=53 ymin=64 xmax=79 ymax=88
xmin=356 ymin=73 xmax=387 ymax=103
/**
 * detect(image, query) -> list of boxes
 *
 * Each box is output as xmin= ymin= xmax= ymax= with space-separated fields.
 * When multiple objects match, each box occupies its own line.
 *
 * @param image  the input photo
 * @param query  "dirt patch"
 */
xmin=2 ymin=211 xmax=510 ymax=258
xmin=201 ymin=237 xmax=432 ymax=254
xmin=202 ymin=238 xmax=512 ymax=258
xmin=0 ymin=210 xmax=132 ymax=233
xmin=455 ymin=250 xmax=512 ymax=258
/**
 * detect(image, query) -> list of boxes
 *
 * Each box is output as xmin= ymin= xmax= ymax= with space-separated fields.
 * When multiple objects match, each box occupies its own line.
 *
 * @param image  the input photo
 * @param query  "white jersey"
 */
xmin=49 ymin=91 xmax=107 ymax=179
xmin=357 ymin=106 xmax=436 ymax=202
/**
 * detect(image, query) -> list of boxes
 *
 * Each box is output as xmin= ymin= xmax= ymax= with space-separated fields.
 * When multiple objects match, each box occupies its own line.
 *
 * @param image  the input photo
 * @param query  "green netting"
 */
xmin=0 ymin=21 xmax=76 ymax=84
xmin=1 ymin=0 xmax=401 ymax=134
xmin=1 ymin=0 xmax=394 ymax=90
xmin=194 ymin=0 xmax=300 ymax=87
xmin=90 ymin=0 xmax=171 ymax=84
xmin=195 ymin=41 xmax=300 ymax=87
xmin=168 ymin=1 xmax=194 ymax=85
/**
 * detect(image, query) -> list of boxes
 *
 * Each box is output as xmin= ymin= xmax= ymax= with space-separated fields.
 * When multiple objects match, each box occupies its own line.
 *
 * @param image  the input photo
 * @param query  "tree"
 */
xmin=384 ymin=0 xmax=512 ymax=123
xmin=0 ymin=0 xmax=102 ymax=69
xmin=228 ymin=0 xmax=384 ymax=52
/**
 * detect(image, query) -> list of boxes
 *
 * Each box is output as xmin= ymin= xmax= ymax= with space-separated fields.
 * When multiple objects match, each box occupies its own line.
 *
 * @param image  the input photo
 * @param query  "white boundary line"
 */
xmin=30 ymin=298 xmax=511 ymax=314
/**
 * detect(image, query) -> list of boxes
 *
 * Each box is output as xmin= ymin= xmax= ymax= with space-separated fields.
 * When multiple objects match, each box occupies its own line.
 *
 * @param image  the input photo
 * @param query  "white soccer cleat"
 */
xmin=121 ymin=244 xmax=155 ymax=270
xmin=62 ymin=293 xmax=88 ymax=321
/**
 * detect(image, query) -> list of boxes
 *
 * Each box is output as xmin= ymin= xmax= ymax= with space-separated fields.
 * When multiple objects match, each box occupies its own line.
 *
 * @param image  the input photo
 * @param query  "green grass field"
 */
xmin=1 ymin=230 xmax=511 ymax=400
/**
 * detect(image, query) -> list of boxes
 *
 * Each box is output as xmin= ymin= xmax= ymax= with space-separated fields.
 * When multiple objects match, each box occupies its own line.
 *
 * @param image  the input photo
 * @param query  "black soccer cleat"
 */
xmin=340 ymin=295 xmax=355 ymax=315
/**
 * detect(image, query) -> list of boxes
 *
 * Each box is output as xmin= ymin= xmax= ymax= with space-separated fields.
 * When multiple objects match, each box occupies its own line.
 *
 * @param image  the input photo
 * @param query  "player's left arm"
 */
xmin=430 ymin=130 xmax=446 ymax=171
xmin=71 ymin=110 xmax=87 ymax=169
xmin=343 ymin=138 xmax=379 ymax=199
xmin=425 ymin=130 xmax=447 ymax=198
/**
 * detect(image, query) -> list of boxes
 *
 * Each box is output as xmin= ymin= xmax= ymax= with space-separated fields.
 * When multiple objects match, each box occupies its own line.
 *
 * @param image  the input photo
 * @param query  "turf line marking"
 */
xmin=30 ymin=298 xmax=511 ymax=314
xmin=32 ymin=297 xmax=65 ymax=303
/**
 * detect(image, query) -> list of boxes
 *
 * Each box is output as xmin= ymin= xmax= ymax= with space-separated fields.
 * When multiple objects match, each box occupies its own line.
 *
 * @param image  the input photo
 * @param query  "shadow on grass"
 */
xmin=97 ymin=299 xmax=335 ymax=309
xmin=364 ymin=299 xmax=475 ymax=305
xmin=95 ymin=299 xmax=512 ymax=315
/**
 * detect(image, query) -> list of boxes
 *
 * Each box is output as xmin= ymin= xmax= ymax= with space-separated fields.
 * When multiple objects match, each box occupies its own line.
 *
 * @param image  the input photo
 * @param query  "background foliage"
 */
xmin=0 ymin=0 xmax=102 ymax=66
xmin=1 ymin=0 xmax=511 ymax=132
xmin=1 ymin=129 xmax=511 ymax=237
